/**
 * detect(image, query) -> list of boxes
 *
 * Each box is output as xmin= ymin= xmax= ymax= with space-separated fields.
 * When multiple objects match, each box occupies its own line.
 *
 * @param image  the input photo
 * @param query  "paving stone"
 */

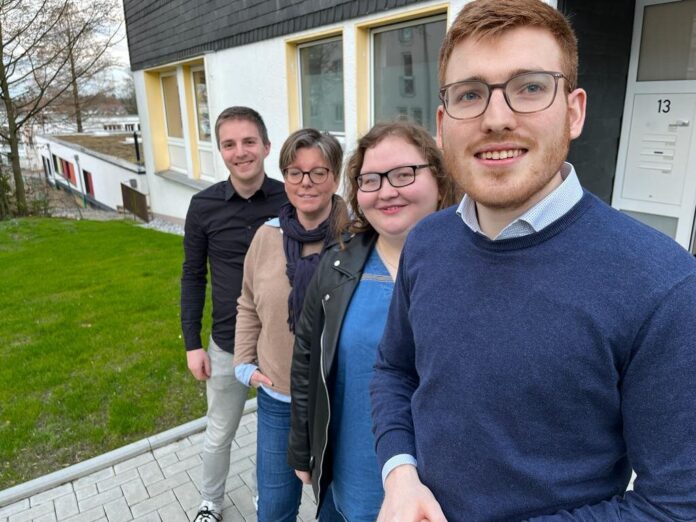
xmin=239 ymin=413 xmax=256 ymax=428
xmin=152 ymin=453 xmax=177 ymax=470
xmin=161 ymin=455 xmax=200 ymax=479
xmin=78 ymin=487 xmax=123 ymax=513
xmin=113 ymin=455 xmax=153 ymax=476
xmin=136 ymin=462 xmax=163 ymax=487
xmin=151 ymin=442 xmax=177 ymax=460
xmin=186 ymin=464 xmax=203 ymax=492
xmin=237 ymin=468 xmax=255 ymax=491
xmin=122 ymin=478 xmax=148 ymax=507
xmin=224 ymin=474 xmax=244 ymax=493
xmin=96 ymin=469 xmax=138 ymax=493
xmin=1 ymin=412 xmax=277 ymax=522
xmin=8 ymin=500 xmax=53 ymax=522
xmin=227 ymin=458 xmax=254 ymax=477
xmin=63 ymin=506 xmax=105 ymax=522
xmin=234 ymin=432 xmax=255 ymax=449
xmin=233 ymin=424 xmax=249 ymax=437
xmin=145 ymin=471 xmax=191 ymax=499
xmin=55 ymin=492 xmax=79 ymax=519
xmin=103 ymin=497 xmax=132 ymax=522
xmin=172 ymin=482 xmax=198 ymax=511
xmin=174 ymin=442 xmax=204 ymax=462
xmin=219 ymin=504 xmax=245 ymax=522
xmin=228 ymin=485 xmax=255 ymax=517
xmin=129 ymin=491 xmax=175 ymax=519
xmin=30 ymin=483 xmax=73 ymax=506
xmin=156 ymin=503 xmax=187 ymax=522
xmin=187 ymin=432 xmax=205 ymax=445
xmin=153 ymin=438 xmax=191 ymax=460
xmin=298 ymin=498 xmax=316 ymax=522
xmin=73 ymin=469 xmax=114 ymax=490
xmin=74 ymin=484 xmax=99 ymax=502
xmin=0 ymin=499 xmax=29 ymax=518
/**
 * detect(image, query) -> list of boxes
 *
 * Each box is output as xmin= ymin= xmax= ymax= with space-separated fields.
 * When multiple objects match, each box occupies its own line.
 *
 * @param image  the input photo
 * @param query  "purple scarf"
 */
xmin=278 ymin=201 xmax=333 ymax=333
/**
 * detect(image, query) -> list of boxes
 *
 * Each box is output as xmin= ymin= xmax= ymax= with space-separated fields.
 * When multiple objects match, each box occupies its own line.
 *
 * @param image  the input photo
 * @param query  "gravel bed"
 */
xmin=140 ymin=218 xmax=185 ymax=236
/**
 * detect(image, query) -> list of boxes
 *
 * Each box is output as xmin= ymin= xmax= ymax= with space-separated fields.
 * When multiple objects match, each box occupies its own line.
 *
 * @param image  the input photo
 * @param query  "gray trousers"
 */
xmin=201 ymin=337 xmax=248 ymax=505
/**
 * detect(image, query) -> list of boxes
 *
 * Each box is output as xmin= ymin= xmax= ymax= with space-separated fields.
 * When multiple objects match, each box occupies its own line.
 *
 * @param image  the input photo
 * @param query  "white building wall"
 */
xmin=36 ymin=136 xmax=147 ymax=211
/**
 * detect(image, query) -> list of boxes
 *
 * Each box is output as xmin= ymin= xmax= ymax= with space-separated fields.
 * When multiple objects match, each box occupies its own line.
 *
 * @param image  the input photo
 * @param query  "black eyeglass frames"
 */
xmin=282 ymin=167 xmax=331 ymax=185
xmin=356 ymin=164 xmax=432 ymax=193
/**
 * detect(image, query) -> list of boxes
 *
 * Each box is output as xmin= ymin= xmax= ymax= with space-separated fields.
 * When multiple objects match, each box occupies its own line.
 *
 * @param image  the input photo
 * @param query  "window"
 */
xmin=42 ymin=157 xmax=51 ymax=179
xmin=372 ymin=16 xmax=446 ymax=134
xmin=192 ymin=68 xmax=211 ymax=141
xmin=299 ymin=38 xmax=344 ymax=133
xmin=83 ymin=170 xmax=94 ymax=197
xmin=60 ymin=159 xmax=76 ymax=185
xmin=161 ymin=74 xmax=183 ymax=138
xmin=125 ymin=124 xmax=135 ymax=132
xmin=145 ymin=59 xmax=212 ymax=179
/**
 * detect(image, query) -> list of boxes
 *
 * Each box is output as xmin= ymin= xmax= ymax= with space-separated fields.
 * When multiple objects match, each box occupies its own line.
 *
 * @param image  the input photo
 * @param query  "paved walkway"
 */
xmin=0 ymin=410 xmax=317 ymax=522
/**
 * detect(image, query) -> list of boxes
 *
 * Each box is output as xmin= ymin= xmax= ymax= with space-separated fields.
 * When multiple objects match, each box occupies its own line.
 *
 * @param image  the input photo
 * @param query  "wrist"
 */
xmin=385 ymin=463 xmax=419 ymax=490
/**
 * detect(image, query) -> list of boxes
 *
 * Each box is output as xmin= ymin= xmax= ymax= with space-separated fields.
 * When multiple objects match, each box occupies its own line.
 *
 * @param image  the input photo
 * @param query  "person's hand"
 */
xmin=249 ymin=369 xmax=273 ymax=388
xmin=295 ymin=470 xmax=311 ymax=484
xmin=377 ymin=465 xmax=447 ymax=522
xmin=187 ymin=348 xmax=211 ymax=380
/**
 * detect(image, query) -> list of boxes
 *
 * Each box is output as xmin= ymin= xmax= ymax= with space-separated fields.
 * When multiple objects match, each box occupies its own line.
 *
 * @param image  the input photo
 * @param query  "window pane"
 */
xmin=161 ymin=75 xmax=183 ymax=138
xmin=638 ymin=0 xmax=696 ymax=81
xmin=300 ymin=39 xmax=344 ymax=133
xmin=373 ymin=18 xmax=446 ymax=134
xmin=192 ymin=70 xmax=211 ymax=141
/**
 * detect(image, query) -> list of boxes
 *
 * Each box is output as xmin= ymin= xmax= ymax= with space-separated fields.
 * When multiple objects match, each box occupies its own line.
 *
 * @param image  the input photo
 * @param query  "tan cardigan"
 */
xmin=233 ymin=223 xmax=322 ymax=396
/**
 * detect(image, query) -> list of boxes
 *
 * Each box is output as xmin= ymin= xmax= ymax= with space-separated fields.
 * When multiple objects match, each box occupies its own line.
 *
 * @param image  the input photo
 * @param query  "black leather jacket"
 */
xmin=288 ymin=230 xmax=377 ymax=513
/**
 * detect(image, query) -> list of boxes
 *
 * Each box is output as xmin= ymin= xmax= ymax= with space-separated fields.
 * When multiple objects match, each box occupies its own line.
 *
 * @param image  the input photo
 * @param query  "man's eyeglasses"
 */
xmin=282 ymin=167 xmax=331 ymax=185
xmin=356 ymin=164 xmax=431 ymax=193
xmin=439 ymin=71 xmax=569 ymax=120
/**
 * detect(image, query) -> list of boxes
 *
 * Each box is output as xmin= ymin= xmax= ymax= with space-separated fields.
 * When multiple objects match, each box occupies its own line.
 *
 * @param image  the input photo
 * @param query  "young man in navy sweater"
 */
xmin=370 ymin=1 xmax=696 ymax=520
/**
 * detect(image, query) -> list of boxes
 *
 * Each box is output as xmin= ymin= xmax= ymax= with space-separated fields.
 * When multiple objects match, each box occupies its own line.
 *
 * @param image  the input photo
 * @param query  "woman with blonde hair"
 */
xmin=234 ymin=128 xmax=346 ymax=521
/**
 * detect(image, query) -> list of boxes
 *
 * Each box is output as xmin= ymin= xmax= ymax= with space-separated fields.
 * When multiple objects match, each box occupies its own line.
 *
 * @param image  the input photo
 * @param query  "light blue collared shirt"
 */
xmin=456 ymin=162 xmax=583 ymax=239
xmin=381 ymin=162 xmax=583 ymax=484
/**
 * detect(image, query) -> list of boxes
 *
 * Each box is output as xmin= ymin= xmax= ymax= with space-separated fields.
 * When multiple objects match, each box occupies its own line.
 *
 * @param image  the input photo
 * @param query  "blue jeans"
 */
xmin=256 ymin=388 xmax=302 ymax=522
xmin=319 ymin=485 xmax=347 ymax=521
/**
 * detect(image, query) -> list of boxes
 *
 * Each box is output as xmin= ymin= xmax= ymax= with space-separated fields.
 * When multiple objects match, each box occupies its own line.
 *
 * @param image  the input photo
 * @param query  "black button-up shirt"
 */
xmin=181 ymin=175 xmax=287 ymax=353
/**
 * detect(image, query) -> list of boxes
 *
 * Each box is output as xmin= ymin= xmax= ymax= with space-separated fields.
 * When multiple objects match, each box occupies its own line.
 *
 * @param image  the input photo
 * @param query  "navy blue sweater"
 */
xmin=371 ymin=193 xmax=696 ymax=521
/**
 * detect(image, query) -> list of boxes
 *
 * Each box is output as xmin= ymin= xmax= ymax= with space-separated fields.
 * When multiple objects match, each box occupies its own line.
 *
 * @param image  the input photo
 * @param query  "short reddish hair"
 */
xmin=439 ymin=0 xmax=578 ymax=90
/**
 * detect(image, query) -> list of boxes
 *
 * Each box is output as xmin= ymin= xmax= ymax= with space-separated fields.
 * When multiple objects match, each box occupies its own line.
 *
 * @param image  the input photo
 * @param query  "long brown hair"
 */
xmin=338 ymin=121 xmax=460 ymax=236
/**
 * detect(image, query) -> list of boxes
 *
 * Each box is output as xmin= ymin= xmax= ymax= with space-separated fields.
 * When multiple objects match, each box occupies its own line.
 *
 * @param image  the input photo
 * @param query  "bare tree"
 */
xmin=52 ymin=0 xmax=123 ymax=132
xmin=0 ymin=0 xmax=122 ymax=217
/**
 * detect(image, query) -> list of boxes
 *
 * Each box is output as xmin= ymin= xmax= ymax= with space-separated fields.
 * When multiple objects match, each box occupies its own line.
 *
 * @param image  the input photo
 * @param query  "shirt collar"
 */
xmin=224 ymin=174 xmax=270 ymax=201
xmin=456 ymin=162 xmax=583 ymax=240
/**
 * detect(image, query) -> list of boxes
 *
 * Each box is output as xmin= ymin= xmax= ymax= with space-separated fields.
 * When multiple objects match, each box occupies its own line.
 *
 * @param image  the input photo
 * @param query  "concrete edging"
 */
xmin=0 ymin=397 xmax=257 ymax=508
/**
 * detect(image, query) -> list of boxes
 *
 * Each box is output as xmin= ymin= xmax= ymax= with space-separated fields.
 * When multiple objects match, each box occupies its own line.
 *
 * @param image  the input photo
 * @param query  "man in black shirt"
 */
xmin=181 ymin=107 xmax=287 ymax=522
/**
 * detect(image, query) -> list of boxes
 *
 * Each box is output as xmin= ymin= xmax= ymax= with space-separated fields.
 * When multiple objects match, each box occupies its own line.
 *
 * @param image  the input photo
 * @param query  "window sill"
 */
xmin=155 ymin=169 xmax=214 ymax=191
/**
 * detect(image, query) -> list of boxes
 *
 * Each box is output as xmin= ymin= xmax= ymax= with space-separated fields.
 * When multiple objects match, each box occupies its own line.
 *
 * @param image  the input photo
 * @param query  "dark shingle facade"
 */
xmin=124 ymin=0 xmax=426 ymax=71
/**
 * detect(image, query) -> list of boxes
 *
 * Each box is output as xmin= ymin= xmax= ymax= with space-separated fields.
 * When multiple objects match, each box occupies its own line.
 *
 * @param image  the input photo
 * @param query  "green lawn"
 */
xmin=0 ymin=218 xmax=211 ymax=489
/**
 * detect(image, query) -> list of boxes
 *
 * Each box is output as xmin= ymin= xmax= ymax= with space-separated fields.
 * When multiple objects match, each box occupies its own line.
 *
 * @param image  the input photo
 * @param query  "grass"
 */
xmin=0 ymin=218 xmax=212 ymax=489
